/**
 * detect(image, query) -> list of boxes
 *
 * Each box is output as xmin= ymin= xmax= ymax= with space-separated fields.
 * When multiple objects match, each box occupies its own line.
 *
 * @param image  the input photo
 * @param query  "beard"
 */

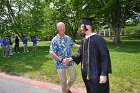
xmin=81 ymin=31 xmax=86 ymax=37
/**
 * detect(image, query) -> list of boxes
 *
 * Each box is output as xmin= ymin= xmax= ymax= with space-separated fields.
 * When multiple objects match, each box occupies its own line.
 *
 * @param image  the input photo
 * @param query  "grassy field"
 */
xmin=0 ymin=37 xmax=140 ymax=93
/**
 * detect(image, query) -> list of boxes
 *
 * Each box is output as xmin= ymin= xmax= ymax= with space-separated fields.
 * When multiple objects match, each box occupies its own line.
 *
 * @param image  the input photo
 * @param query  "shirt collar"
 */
xmin=85 ymin=33 xmax=96 ymax=39
xmin=57 ymin=34 xmax=65 ymax=39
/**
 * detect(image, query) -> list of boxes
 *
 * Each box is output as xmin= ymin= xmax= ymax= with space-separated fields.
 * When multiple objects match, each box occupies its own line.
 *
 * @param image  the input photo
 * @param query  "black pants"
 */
xmin=14 ymin=43 xmax=19 ymax=52
xmin=82 ymin=72 xmax=110 ymax=93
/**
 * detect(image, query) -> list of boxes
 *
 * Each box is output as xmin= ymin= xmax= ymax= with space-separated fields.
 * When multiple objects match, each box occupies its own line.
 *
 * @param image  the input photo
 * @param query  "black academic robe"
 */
xmin=72 ymin=34 xmax=112 ymax=93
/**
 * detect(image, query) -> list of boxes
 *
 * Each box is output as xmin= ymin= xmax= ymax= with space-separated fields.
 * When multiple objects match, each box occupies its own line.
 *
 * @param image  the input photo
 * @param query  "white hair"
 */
xmin=56 ymin=22 xmax=65 ymax=27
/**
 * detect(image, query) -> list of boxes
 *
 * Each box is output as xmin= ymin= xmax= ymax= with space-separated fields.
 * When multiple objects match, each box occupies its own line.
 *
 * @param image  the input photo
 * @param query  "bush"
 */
xmin=123 ymin=22 xmax=140 ymax=38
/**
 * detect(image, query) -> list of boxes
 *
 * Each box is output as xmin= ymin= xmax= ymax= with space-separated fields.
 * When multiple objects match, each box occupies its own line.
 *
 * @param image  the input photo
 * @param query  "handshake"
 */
xmin=62 ymin=57 xmax=73 ymax=65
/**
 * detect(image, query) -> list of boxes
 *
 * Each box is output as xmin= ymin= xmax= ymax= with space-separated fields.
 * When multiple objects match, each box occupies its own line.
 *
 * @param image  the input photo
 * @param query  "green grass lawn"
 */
xmin=0 ymin=38 xmax=140 ymax=93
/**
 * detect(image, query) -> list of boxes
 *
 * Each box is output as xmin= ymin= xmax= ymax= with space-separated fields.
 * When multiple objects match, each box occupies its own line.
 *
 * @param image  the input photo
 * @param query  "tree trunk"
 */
xmin=110 ymin=0 xmax=122 ymax=45
xmin=70 ymin=30 xmax=76 ymax=42
xmin=113 ymin=26 xmax=121 ymax=44
xmin=73 ymin=33 xmax=77 ymax=42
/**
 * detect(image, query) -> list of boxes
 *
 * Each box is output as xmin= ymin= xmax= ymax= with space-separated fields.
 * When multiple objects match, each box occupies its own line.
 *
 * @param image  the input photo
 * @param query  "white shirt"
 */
xmin=85 ymin=33 xmax=96 ymax=39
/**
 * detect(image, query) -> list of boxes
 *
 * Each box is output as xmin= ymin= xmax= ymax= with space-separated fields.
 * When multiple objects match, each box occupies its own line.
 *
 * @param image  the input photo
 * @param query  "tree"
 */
xmin=68 ymin=0 xmax=140 ymax=44
xmin=123 ymin=21 xmax=140 ymax=38
xmin=0 ymin=0 xmax=45 ymax=38
xmin=97 ymin=0 xmax=140 ymax=44
xmin=46 ymin=0 xmax=86 ymax=41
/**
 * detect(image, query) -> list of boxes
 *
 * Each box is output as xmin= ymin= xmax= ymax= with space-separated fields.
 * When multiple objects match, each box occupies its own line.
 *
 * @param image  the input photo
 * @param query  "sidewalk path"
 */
xmin=0 ymin=73 xmax=86 ymax=93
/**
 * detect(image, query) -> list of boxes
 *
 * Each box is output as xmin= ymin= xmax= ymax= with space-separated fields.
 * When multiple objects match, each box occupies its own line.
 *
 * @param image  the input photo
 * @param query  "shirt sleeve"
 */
xmin=49 ymin=39 xmax=57 ymax=54
xmin=69 ymin=38 xmax=76 ymax=48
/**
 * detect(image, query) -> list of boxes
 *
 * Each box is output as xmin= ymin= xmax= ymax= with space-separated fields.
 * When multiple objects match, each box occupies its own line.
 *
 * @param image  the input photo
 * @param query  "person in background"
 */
xmin=0 ymin=38 xmax=1 ymax=46
xmin=8 ymin=36 xmax=13 ymax=55
xmin=22 ymin=36 xmax=29 ymax=52
xmin=5 ymin=36 xmax=10 ymax=56
xmin=1 ymin=37 xmax=7 ymax=57
xmin=31 ymin=36 xmax=37 ymax=52
xmin=49 ymin=22 xmax=80 ymax=93
xmin=14 ymin=36 xmax=20 ymax=53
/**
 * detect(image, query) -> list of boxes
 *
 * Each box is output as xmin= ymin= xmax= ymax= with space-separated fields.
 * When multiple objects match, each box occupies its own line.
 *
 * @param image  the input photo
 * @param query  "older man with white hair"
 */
xmin=49 ymin=22 xmax=80 ymax=93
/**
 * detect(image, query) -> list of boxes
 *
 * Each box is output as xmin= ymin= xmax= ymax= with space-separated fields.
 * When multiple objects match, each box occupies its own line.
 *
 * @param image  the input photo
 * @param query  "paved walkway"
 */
xmin=0 ymin=73 xmax=86 ymax=93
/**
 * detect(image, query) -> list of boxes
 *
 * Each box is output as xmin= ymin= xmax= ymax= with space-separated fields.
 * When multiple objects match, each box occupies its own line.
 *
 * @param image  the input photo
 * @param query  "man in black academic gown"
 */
xmin=66 ymin=17 xmax=112 ymax=93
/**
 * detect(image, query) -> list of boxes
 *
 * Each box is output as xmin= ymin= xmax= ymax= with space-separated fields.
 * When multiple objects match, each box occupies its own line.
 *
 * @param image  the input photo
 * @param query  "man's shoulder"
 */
xmin=91 ymin=34 xmax=103 ymax=39
xmin=64 ymin=35 xmax=72 ymax=40
xmin=90 ymin=34 xmax=106 ymax=44
xmin=51 ymin=35 xmax=58 ymax=42
xmin=64 ymin=34 xmax=69 ymax=36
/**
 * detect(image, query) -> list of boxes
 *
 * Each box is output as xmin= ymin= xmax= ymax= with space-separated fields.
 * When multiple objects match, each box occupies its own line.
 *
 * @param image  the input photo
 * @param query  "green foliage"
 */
xmin=46 ymin=0 xmax=84 ymax=40
xmin=0 ymin=0 xmax=46 ymax=38
xmin=123 ymin=21 xmax=140 ymax=38
xmin=94 ymin=0 xmax=140 ymax=44
xmin=41 ymin=3 xmax=57 ymax=37
xmin=0 ymin=0 xmax=140 ymax=43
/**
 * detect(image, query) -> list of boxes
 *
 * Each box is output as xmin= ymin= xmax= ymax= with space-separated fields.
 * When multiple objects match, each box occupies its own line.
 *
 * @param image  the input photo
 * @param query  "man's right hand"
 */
xmin=63 ymin=58 xmax=73 ymax=64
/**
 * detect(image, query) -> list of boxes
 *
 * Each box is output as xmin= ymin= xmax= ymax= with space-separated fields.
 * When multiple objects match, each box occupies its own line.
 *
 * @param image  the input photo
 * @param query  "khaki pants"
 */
xmin=2 ymin=46 xmax=6 ymax=57
xmin=32 ymin=44 xmax=37 ymax=52
xmin=5 ymin=46 xmax=9 ymax=56
xmin=9 ymin=45 xmax=13 ymax=55
xmin=57 ymin=66 xmax=76 ymax=93
xmin=24 ymin=44 xmax=28 ymax=52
